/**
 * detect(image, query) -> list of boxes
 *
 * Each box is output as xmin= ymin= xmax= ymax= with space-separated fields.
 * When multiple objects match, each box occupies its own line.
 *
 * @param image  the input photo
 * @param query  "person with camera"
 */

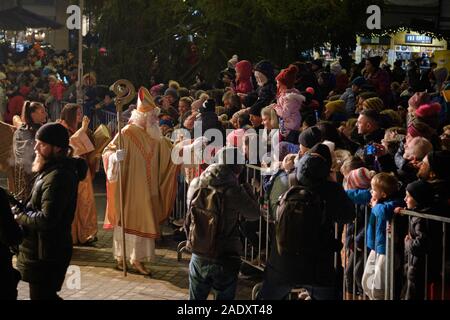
xmin=13 ymin=123 xmax=87 ymax=300
xmin=0 ymin=187 xmax=23 ymax=300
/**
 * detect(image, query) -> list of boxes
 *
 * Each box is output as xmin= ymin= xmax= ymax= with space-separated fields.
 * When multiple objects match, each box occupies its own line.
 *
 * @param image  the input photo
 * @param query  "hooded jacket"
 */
xmin=274 ymin=88 xmax=305 ymax=133
xmin=16 ymin=157 xmax=87 ymax=288
xmin=186 ymin=164 xmax=260 ymax=260
xmin=233 ymin=60 xmax=253 ymax=95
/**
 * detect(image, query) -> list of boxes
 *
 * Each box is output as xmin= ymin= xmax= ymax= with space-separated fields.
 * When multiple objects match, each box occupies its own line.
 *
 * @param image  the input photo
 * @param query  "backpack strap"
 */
xmin=288 ymin=172 xmax=298 ymax=188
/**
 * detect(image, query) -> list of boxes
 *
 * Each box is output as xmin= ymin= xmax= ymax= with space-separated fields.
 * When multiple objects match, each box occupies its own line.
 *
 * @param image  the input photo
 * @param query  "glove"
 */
xmin=116 ymin=149 xmax=126 ymax=162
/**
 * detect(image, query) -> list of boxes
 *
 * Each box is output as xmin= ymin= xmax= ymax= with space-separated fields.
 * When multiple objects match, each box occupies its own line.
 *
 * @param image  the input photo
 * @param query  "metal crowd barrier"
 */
xmin=241 ymin=164 xmax=271 ymax=272
xmin=342 ymin=205 xmax=450 ymax=300
xmin=398 ymin=209 xmax=449 ymax=300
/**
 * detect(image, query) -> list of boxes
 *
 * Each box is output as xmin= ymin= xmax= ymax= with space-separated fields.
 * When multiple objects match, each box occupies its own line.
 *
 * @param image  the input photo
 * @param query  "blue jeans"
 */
xmin=189 ymin=254 xmax=241 ymax=300
xmin=258 ymin=265 xmax=341 ymax=300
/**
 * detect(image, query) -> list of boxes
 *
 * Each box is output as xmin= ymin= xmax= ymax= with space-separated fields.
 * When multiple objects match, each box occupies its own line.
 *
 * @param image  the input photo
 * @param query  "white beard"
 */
xmin=146 ymin=124 xmax=161 ymax=141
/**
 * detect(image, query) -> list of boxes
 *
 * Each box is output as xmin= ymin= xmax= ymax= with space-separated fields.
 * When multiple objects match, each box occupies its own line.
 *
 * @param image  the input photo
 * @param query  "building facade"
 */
xmin=0 ymin=0 xmax=70 ymax=51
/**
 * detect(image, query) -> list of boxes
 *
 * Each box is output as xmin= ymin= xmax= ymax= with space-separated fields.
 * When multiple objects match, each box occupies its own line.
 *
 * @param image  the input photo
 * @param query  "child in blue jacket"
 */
xmin=361 ymin=173 xmax=403 ymax=300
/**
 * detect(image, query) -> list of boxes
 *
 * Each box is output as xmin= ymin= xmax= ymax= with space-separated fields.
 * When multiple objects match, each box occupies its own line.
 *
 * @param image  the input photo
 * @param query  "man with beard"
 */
xmin=103 ymin=87 xmax=179 ymax=276
xmin=13 ymin=123 xmax=87 ymax=300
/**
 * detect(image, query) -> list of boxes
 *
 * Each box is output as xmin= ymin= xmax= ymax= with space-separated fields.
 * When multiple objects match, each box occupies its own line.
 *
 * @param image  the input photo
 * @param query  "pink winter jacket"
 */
xmin=274 ymin=88 xmax=305 ymax=132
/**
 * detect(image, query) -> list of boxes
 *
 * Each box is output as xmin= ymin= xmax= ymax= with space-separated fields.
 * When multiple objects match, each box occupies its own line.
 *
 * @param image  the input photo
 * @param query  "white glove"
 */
xmin=116 ymin=149 xmax=126 ymax=162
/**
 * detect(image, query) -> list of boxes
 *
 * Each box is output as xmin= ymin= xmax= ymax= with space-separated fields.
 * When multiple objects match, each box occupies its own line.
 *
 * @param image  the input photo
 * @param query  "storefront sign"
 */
xmin=405 ymin=34 xmax=432 ymax=44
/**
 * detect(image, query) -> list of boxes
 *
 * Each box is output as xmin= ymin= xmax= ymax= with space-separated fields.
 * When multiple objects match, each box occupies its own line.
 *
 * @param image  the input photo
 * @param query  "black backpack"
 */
xmin=185 ymin=185 xmax=227 ymax=258
xmin=275 ymin=184 xmax=325 ymax=256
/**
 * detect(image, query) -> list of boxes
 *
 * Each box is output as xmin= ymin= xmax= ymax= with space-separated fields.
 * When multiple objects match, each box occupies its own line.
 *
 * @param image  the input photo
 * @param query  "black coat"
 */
xmin=401 ymin=207 xmax=430 ymax=300
xmin=0 ymin=188 xmax=23 ymax=299
xmin=15 ymin=157 xmax=87 ymax=289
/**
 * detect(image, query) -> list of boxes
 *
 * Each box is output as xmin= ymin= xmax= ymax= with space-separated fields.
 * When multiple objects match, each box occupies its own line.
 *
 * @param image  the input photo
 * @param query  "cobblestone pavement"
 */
xmin=16 ymin=226 xmax=260 ymax=300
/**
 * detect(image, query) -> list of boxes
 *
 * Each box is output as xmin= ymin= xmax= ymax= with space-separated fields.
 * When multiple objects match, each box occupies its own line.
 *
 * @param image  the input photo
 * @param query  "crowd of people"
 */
xmin=1 ymin=44 xmax=450 ymax=300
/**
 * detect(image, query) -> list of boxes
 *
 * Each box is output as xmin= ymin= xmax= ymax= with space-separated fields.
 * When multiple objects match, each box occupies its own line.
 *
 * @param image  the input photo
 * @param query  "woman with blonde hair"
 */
xmin=60 ymin=103 xmax=98 ymax=245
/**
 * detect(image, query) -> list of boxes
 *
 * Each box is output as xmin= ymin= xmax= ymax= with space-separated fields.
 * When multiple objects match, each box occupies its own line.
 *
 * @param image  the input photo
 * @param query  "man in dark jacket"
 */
xmin=258 ymin=143 xmax=354 ymax=300
xmin=14 ymin=123 xmax=87 ymax=300
xmin=0 ymin=187 xmax=23 ymax=300
xmin=185 ymin=147 xmax=260 ymax=300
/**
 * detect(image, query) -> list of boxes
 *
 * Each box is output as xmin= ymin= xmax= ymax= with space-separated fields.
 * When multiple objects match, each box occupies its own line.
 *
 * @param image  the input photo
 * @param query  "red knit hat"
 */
xmin=276 ymin=64 xmax=299 ymax=89
xmin=415 ymin=103 xmax=441 ymax=118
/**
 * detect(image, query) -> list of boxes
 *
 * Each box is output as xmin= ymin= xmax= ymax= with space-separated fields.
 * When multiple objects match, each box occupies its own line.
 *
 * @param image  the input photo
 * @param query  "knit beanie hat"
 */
xmin=346 ymin=167 xmax=375 ymax=190
xmin=414 ymin=103 xmax=442 ymax=128
xmin=325 ymin=100 xmax=346 ymax=114
xmin=309 ymin=143 xmax=332 ymax=170
xmin=36 ymin=123 xmax=70 ymax=149
xmin=406 ymin=180 xmax=434 ymax=208
xmin=427 ymin=150 xmax=450 ymax=180
xmin=296 ymin=143 xmax=331 ymax=187
xmin=407 ymin=120 xmax=435 ymax=140
xmin=380 ymin=109 xmax=403 ymax=127
xmin=351 ymin=76 xmax=366 ymax=87
xmin=254 ymin=60 xmax=275 ymax=81
xmin=276 ymin=65 xmax=299 ymax=89
xmin=164 ymin=87 xmax=179 ymax=100
xmin=363 ymin=97 xmax=384 ymax=112
xmin=408 ymin=91 xmax=430 ymax=109
xmin=298 ymin=126 xmax=322 ymax=148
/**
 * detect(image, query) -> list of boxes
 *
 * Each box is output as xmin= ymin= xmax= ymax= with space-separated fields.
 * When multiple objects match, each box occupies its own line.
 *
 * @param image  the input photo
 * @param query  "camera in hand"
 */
xmin=365 ymin=144 xmax=376 ymax=156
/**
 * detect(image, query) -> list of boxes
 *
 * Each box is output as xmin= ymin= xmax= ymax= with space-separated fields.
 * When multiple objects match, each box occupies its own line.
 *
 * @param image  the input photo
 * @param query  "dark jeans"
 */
xmin=29 ymin=283 xmax=62 ymax=300
xmin=257 ymin=264 xmax=341 ymax=300
xmin=189 ymin=253 xmax=241 ymax=300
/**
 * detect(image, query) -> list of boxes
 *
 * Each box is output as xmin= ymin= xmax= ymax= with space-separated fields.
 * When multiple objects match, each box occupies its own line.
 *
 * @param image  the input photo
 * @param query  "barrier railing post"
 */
xmin=353 ymin=215 xmax=357 ymax=299
xmin=424 ymin=254 xmax=428 ymax=300
xmin=342 ymin=223 xmax=347 ymax=300
xmin=390 ymin=218 xmax=395 ymax=300
xmin=363 ymin=206 xmax=368 ymax=300
xmin=385 ymin=219 xmax=389 ymax=300
xmin=442 ymin=222 xmax=446 ymax=300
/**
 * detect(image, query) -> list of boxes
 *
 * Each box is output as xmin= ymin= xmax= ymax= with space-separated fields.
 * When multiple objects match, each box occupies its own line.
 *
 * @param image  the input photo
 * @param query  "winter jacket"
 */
xmin=16 ymin=157 xmax=87 ymax=289
xmin=186 ymin=164 xmax=260 ymax=260
xmin=401 ymin=206 xmax=432 ymax=300
xmin=367 ymin=197 xmax=403 ymax=255
xmin=274 ymin=89 xmax=305 ymax=135
xmin=248 ymin=80 xmax=277 ymax=115
xmin=0 ymin=188 xmax=23 ymax=299
xmin=234 ymin=60 xmax=253 ymax=95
